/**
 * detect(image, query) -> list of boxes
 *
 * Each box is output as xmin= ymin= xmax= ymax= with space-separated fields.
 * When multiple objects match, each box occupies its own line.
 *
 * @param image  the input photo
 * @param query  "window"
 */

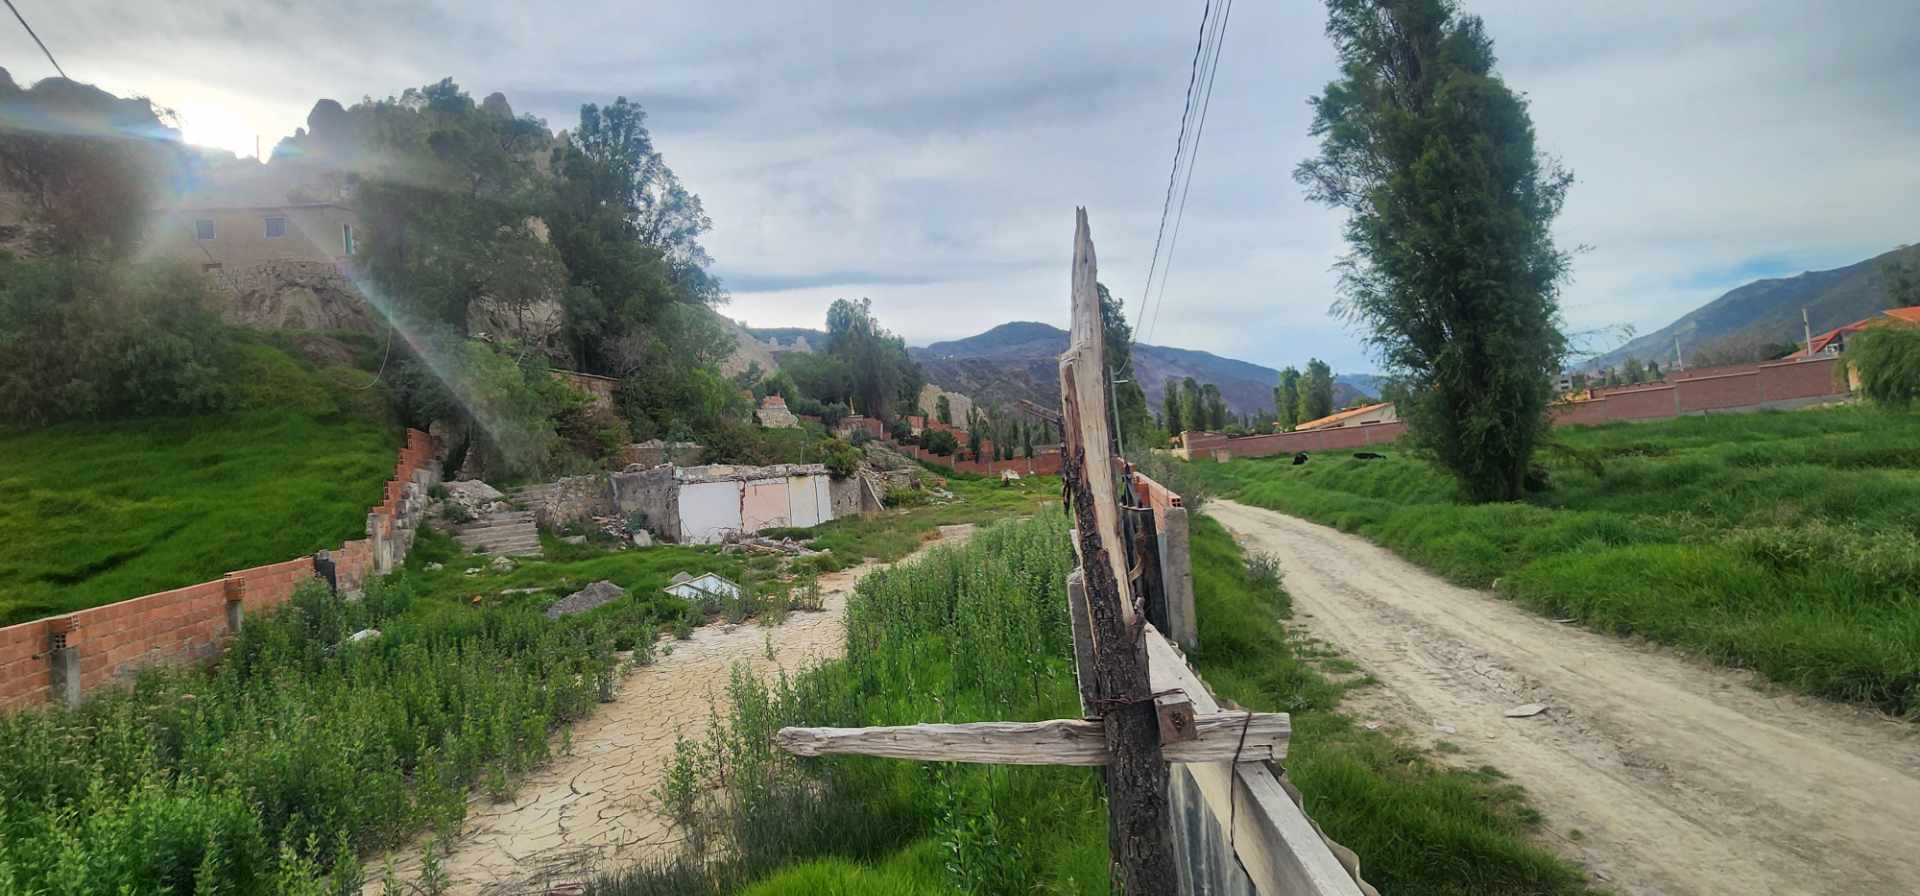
xmin=341 ymin=223 xmax=355 ymax=256
xmin=263 ymin=215 xmax=288 ymax=239
xmin=194 ymin=219 xmax=215 ymax=240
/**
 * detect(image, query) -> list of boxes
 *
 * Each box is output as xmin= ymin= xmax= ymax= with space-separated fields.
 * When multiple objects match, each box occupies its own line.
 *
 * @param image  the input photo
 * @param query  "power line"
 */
xmin=1143 ymin=0 xmax=1233 ymax=347
xmin=1132 ymin=0 xmax=1217 ymax=340
xmin=4 ymin=0 xmax=67 ymax=80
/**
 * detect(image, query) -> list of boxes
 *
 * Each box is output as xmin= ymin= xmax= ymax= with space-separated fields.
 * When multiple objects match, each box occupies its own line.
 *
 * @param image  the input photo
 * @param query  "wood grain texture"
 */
xmin=775 ymin=712 xmax=1288 ymax=765
xmin=1144 ymin=626 xmax=1366 ymax=896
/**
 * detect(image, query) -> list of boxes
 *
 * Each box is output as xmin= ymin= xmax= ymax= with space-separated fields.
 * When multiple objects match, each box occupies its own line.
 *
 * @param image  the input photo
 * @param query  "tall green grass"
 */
xmin=1190 ymin=406 xmax=1920 ymax=716
xmin=0 ymin=575 xmax=679 ymax=894
xmin=1185 ymin=514 xmax=1592 ymax=894
xmin=0 ymin=407 xmax=399 ymax=626
xmin=590 ymin=515 xmax=1108 ymax=896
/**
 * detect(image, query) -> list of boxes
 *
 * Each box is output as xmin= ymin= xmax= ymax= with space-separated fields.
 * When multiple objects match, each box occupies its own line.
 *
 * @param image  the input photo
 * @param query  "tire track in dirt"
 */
xmin=364 ymin=525 xmax=977 ymax=895
xmin=1210 ymin=499 xmax=1920 ymax=896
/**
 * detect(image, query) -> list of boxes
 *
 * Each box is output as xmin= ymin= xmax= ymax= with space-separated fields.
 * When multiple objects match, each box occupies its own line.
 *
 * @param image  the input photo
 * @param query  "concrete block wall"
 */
xmin=0 ymin=428 xmax=438 ymax=712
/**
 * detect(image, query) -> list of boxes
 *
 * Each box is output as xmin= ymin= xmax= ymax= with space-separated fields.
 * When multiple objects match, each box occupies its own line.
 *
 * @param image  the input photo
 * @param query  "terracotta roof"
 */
xmin=1791 ymin=306 xmax=1920 ymax=357
xmin=1295 ymin=401 xmax=1393 ymax=432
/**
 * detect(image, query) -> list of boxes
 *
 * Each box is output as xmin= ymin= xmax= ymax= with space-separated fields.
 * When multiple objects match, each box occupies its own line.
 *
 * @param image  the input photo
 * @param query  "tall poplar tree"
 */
xmin=1297 ymin=0 xmax=1571 ymax=500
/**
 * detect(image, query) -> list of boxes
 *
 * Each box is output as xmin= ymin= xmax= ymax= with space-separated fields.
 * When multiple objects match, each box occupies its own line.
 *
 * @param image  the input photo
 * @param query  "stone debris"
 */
xmin=546 ymin=580 xmax=626 ymax=619
xmin=561 ymin=534 xmax=587 ymax=545
xmin=720 ymin=533 xmax=824 ymax=557
xmin=348 ymin=628 xmax=381 ymax=643
xmin=489 ymin=555 xmax=517 ymax=573
xmin=1504 ymin=703 xmax=1549 ymax=718
xmin=425 ymin=562 xmax=444 ymax=572
xmin=631 ymin=530 xmax=654 ymax=548
xmin=445 ymin=479 xmax=507 ymax=515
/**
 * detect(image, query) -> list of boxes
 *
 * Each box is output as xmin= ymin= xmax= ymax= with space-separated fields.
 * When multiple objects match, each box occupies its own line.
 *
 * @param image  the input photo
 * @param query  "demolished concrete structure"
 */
xmin=517 ymin=461 xmax=882 ymax=545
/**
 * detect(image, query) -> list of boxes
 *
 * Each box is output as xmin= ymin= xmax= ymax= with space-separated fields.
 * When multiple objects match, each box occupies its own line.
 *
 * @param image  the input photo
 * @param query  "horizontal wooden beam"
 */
xmin=775 ymin=711 xmax=1289 ymax=767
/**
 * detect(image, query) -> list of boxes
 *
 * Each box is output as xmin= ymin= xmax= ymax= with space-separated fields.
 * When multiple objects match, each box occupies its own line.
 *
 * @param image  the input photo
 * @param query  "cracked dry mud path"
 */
xmin=365 ymin=525 xmax=976 ymax=896
xmin=1210 ymin=499 xmax=1920 ymax=896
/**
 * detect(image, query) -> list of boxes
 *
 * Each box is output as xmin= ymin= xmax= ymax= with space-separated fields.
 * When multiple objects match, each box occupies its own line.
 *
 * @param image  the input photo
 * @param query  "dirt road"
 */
xmin=366 ymin=525 xmax=975 ymax=895
xmin=1209 ymin=499 xmax=1920 ymax=896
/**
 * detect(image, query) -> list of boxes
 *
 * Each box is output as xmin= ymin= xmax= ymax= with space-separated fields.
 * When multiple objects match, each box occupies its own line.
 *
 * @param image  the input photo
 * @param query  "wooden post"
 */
xmin=1059 ymin=208 xmax=1179 ymax=895
xmin=1128 ymin=502 xmax=1169 ymax=634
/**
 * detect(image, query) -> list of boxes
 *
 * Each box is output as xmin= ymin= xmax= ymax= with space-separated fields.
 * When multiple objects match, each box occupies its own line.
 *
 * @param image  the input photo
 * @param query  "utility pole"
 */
xmin=1803 ymin=308 xmax=1814 ymax=358
xmin=1674 ymin=336 xmax=1684 ymax=371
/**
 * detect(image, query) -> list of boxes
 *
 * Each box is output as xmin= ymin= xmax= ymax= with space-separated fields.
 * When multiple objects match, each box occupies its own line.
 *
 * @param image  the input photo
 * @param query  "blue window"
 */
xmin=264 ymin=216 xmax=288 ymax=239
xmin=193 ymin=219 xmax=215 ymax=240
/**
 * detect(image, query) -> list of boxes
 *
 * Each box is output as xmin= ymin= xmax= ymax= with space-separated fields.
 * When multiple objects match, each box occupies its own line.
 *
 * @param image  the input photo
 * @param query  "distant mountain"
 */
xmin=1589 ymin=244 xmax=1919 ymax=372
xmin=913 ymin=322 xmax=1378 ymax=419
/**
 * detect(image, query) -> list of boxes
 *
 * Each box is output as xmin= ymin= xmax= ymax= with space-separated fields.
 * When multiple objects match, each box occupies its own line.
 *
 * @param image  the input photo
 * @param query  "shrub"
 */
xmin=815 ymin=438 xmax=860 ymax=479
xmin=922 ymin=430 xmax=958 ymax=456
xmin=1847 ymin=325 xmax=1920 ymax=408
xmin=0 ymin=255 xmax=240 ymax=424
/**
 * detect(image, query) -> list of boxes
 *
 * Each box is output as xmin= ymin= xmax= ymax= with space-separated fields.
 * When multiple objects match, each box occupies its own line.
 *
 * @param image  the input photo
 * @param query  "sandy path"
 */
xmin=366 ymin=525 xmax=976 ymax=895
xmin=1209 ymin=499 xmax=1920 ymax=896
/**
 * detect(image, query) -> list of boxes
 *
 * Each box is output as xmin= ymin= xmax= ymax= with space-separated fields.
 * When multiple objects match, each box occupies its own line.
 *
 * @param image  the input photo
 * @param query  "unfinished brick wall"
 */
xmin=888 ymin=439 xmax=1063 ymax=477
xmin=0 ymin=429 xmax=438 ymax=712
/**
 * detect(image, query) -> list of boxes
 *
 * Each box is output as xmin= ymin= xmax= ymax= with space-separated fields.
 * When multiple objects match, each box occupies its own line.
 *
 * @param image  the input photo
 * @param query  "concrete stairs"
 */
xmin=452 ymin=509 xmax=543 ymax=558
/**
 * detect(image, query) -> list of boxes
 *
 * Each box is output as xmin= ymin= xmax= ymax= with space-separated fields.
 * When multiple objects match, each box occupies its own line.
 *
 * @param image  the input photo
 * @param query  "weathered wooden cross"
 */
xmin=775 ymin=209 xmax=1290 ymax=895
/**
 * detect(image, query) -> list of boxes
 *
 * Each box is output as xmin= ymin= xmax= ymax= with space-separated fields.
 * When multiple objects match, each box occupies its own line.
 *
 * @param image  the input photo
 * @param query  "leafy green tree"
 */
xmin=1098 ymin=283 xmax=1154 ymax=450
xmin=1846 ymin=326 xmax=1920 ymax=408
xmin=923 ymin=429 xmax=958 ymax=456
xmin=1297 ymin=0 xmax=1572 ymax=501
xmin=555 ymin=96 xmax=716 ymax=301
xmin=1623 ymin=357 xmax=1646 ymax=385
xmin=1299 ymin=359 xmax=1335 ymax=422
xmin=1179 ymin=378 xmax=1205 ymax=432
xmin=1646 ymin=361 xmax=1662 ymax=381
xmin=826 ymin=298 xmax=918 ymax=420
xmin=1274 ymin=366 xmax=1302 ymax=430
xmin=936 ymin=394 xmax=952 ymax=424
xmin=1200 ymin=383 xmax=1228 ymax=430
xmin=1162 ymin=378 xmax=1185 ymax=434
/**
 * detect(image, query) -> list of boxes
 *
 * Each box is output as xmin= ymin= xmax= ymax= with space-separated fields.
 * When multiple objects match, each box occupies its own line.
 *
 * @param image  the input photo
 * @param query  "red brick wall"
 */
xmin=1756 ymin=356 xmax=1845 ymax=400
xmin=891 ymin=439 xmax=1062 ymax=477
xmin=0 ymin=429 xmax=436 ymax=712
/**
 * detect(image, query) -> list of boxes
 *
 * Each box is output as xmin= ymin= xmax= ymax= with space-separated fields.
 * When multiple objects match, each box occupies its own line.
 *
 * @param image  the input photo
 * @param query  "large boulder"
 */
xmin=546 ymin=580 xmax=626 ymax=619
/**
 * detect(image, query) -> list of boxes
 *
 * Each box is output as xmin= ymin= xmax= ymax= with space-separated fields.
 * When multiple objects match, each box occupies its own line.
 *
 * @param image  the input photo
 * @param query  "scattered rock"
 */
xmin=444 ymin=479 xmax=506 ymax=517
xmin=348 ymin=629 xmax=381 ymax=643
xmin=1434 ymin=723 xmax=1458 ymax=734
xmin=464 ymin=568 xmax=482 ymax=577
xmin=1363 ymin=720 xmax=1385 ymax=731
xmin=561 ymin=534 xmax=587 ymax=545
xmin=425 ymin=562 xmax=444 ymax=572
xmin=489 ymin=555 xmax=516 ymax=573
xmin=631 ymin=530 xmax=654 ymax=548
xmin=546 ymin=580 xmax=626 ymax=619
xmin=1504 ymin=703 xmax=1549 ymax=718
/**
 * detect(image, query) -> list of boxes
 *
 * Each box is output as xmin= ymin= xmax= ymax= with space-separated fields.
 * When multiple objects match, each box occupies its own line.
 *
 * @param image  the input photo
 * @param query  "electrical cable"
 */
xmin=4 ymin=0 xmax=66 ymax=79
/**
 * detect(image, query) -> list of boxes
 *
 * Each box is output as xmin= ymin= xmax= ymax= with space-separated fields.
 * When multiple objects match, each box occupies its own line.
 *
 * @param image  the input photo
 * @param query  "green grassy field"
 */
xmin=1185 ymin=513 xmax=1593 ymax=895
xmin=1188 ymin=406 xmax=1920 ymax=716
xmin=0 ymin=410 xmax=399 ymax=626
xmin=763 ymin=470 xmax=1060 ymax=569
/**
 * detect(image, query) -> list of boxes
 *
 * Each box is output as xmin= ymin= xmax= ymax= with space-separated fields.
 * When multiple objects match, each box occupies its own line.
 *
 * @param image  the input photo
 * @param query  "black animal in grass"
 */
xmin=1353 ymin=451 xmax=1386 ymax=460
xmin=1292 ymin=452 xmax=1309 ymax=465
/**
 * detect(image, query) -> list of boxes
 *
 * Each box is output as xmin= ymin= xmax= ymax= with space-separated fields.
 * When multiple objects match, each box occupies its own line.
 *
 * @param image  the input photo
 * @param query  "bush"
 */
xmin=922 ymin=429 xmax=958 ymax=456
xmin=0 ymin=256 xmax=241 ymax=424
xmin=1847 ymin=325 xmax=1920 ymax=408
xmin=815 ymin=438 xmax=860 ymax=479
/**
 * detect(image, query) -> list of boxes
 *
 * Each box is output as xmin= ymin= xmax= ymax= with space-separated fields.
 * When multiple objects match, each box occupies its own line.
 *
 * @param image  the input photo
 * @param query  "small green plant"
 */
xmin=674 ymin=610 xmax=697 ymax=639
xmin=419 ymin=838 xmax=450 ymax=896
xmin=790 ymin=579 xmax=825 ymax=612
xmin=630 ymin=623 xmax=659 ymax=666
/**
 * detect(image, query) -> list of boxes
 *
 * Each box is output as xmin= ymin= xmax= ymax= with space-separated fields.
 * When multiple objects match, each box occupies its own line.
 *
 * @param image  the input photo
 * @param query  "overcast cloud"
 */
xmin=5 ymin=1 xmax=1917 ymax=373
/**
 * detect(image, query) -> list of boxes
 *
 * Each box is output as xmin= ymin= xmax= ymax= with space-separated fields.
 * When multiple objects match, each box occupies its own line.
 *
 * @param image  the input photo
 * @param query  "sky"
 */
xmin=5 ymin=0 xmax=1917 ymax=374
